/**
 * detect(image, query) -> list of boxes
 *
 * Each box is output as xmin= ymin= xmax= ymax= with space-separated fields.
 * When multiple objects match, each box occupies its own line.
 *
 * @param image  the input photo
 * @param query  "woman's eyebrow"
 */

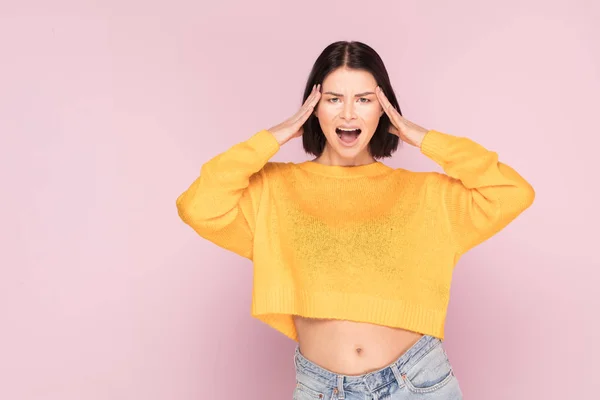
xmin=323 ymin=91 xmax=376 ymax=97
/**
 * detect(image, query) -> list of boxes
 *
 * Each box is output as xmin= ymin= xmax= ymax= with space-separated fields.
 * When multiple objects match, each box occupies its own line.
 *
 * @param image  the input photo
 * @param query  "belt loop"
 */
xmin=334 ymin=375 xmax=345 ymax=399
xmin=390 ymin=362 xmax=404 ymax=387
xmin=293 ymin=346 xmax=299 ymax=368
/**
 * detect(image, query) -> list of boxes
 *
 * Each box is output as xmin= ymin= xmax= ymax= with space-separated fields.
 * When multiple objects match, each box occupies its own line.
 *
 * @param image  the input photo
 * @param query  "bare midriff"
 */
xmin=293 ymin=315 xmax=424 ymax=376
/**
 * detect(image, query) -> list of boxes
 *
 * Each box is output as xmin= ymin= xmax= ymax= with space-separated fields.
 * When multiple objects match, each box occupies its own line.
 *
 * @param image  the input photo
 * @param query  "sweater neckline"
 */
xmin=296 ymin=160 xmax=392 ymax=177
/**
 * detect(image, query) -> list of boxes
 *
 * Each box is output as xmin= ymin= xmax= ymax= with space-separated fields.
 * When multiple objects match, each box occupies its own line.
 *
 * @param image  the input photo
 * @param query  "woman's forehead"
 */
xmin=322 ymin=68 xmax=377 ymax=90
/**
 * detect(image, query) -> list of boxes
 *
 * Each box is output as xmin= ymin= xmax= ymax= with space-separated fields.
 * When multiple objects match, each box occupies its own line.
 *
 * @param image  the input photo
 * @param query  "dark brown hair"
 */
xmin=302 ymin=41 xmax=402 ymax=158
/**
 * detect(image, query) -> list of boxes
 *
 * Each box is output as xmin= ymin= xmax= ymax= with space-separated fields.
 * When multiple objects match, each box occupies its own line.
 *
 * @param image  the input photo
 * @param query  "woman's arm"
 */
xmin=176 ymin=129 xmax=280 ymax=259
xmin=420 ymin=130 xmax=535 ymax=255
xmin=177 ymin=84 xmax=322 ymax=259
xmin=374 ymin=87 xmax=535 ymax=255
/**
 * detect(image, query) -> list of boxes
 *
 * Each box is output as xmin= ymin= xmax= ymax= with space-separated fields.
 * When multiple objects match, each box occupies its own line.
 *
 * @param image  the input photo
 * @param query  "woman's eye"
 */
xmin=328 ymin=98 xmax=370 ymax=103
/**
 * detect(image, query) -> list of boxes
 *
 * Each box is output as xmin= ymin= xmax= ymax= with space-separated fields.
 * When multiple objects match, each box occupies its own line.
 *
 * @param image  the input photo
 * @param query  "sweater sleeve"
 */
xmin=420 ymin=130 xmax=535 ymax=255
xmin=176 ymin=129 xmax=280 ymax=260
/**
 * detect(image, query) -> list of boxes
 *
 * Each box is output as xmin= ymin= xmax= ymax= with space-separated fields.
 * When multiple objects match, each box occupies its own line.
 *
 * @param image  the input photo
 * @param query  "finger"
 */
xmin=311 ymin=84 xmax=321 ymax=106
xmin=307 ymin=84 xmax=321 ymax=106
xmin=303 ymin=88 xmax=321 ymax=115
xmin=375 ymin=86 xmax=392 ymax=112
xmin=307 ymin=84 xmax=318 ymax=101
xmin=376 ymin=87 xmax=401 ymax=122
xmin=299 ymin=84 xmax=319 ymax=113
xmin=293 ymin=85 xmax=320 ymax=124
xmin=290 ymin=85 xmax=316 ymax=122
xmin=296 ymin=95 xmax=319 ymax=125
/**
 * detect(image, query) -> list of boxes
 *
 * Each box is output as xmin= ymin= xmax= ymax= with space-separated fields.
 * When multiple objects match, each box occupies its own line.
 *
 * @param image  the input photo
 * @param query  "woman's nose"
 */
xmin=342 ymin=101 xmax=356 ymax=119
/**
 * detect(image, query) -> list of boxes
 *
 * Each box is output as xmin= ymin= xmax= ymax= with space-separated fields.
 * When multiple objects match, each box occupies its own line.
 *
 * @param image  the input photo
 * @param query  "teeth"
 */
xmin=338 ymin=128 xmax=359 ymax=131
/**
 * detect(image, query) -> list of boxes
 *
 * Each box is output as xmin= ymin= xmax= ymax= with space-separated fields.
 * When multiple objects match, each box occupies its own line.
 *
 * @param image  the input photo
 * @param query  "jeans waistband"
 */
xmin=294 ymin=334 xmax=442 ymax=392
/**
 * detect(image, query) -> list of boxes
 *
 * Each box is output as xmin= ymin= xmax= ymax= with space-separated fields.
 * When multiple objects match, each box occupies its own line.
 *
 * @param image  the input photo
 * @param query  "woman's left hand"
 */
xmin=375 ymin=86 xmax=428 ymax=148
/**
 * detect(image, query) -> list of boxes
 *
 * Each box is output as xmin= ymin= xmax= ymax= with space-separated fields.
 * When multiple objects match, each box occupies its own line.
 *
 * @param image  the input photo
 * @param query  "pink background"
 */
xmin=1 ymin=1 xmax=598 ymax=399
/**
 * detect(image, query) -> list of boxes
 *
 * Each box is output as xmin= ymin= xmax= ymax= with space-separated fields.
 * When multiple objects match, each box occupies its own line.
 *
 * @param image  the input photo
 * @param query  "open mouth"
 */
xmin=336 ymin=127 xmax=362 ymax=146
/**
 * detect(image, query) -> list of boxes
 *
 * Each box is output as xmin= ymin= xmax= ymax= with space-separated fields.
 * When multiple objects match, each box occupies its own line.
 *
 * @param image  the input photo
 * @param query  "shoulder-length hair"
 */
xmin=302 ymin=41 xmax=402 ymax=159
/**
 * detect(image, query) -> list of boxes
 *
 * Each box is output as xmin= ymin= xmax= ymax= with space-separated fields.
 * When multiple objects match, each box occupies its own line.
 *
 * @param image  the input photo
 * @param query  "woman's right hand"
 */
xmin=268 ymin=83 xmax=321 ymax=146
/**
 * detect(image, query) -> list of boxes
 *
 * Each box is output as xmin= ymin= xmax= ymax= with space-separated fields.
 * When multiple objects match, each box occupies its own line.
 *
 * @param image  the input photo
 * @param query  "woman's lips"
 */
xmin=336 ymin=128 xmax=361 ymax=146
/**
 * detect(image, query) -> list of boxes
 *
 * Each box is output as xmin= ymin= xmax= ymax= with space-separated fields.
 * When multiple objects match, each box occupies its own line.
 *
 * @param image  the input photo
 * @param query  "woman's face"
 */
xmin=313 ymin=67 xmax=385 ymax=162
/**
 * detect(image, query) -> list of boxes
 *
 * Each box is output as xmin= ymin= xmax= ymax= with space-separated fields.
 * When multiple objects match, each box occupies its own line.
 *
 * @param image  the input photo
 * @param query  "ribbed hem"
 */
xmin=251 ymin=288 xmax=446 ymax=342
xmin=419 ymin=130 xmax=456 ymax=165
xmin=247 ymin=129 xmax=281 ymax=160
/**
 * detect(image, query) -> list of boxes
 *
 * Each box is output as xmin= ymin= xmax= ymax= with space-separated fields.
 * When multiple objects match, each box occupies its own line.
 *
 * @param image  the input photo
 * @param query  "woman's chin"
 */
xmin=333 ymin=141 xmax=368 ymax=158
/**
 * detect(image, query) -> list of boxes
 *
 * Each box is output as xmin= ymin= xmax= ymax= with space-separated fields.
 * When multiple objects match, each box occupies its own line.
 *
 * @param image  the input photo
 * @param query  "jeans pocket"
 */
xmin=293 ymin=379 xmax=327 ymax=400
xmin=400 ymin=342 xmax=456 ymax=394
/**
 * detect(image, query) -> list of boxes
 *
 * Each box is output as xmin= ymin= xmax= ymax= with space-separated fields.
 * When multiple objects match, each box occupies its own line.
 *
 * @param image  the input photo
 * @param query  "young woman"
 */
xmin=176 ymin=41 xmax=534 ymax=399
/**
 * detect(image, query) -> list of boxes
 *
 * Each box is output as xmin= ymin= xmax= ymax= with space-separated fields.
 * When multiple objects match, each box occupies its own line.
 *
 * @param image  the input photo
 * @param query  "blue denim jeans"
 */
xmin=293 ymin=335 xmax=463 ymax=399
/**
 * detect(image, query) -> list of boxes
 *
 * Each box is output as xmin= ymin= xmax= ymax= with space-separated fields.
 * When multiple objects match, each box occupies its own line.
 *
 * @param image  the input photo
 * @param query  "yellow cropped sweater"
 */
xmin=176 ymin=129 xmax=535 ymax=341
